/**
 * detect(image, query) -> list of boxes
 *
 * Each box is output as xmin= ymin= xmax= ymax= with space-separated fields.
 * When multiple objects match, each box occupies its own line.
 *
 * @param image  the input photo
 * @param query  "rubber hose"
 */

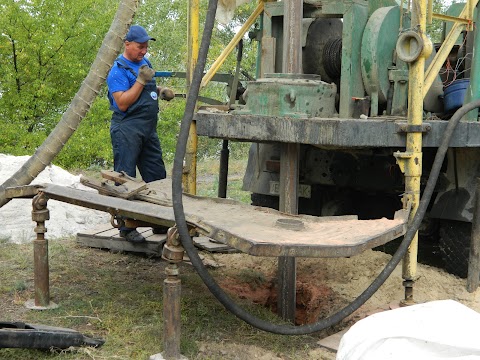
xmin=171 ymin=0 xmax=480 ymax=334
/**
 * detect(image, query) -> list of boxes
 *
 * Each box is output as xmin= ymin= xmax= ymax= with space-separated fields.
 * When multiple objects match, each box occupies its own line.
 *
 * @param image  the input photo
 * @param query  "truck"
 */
xmin=195 ymin=0 xmax=480 ymax=279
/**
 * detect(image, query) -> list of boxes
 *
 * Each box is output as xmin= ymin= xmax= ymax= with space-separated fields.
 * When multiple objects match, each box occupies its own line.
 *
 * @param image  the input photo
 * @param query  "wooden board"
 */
xmin=317 ymin=328 xmax=349 ymax=352
xmin=77 ymin=225 xmax=166 ymax=256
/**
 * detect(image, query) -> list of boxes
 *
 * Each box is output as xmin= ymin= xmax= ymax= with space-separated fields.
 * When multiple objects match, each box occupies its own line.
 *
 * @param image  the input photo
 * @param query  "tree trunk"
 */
xmin=0 ymin=0 xmax=139 ymax=208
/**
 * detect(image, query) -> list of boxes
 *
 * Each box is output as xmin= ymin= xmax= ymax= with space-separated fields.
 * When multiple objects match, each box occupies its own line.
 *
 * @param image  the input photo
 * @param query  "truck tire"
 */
xmin=438 ymin=220 xmax=471 ymax=278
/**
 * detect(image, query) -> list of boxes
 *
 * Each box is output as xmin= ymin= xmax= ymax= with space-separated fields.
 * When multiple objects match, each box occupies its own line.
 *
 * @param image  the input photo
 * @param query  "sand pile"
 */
xmin=0 ymin=154 xmax=109 ymax=243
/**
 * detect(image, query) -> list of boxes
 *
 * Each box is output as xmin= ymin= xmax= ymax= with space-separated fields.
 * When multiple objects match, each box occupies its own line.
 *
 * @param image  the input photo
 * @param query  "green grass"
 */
xmin=197 ymin=158 xmax=251 ymax=204
xmin=0 ymin=239 xmax=320 ymax=359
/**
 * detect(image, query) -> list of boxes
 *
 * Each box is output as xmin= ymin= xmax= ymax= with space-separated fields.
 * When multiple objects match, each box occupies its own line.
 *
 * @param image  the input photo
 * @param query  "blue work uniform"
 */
xmin=107 ymin=55 xmax=166 ymax=183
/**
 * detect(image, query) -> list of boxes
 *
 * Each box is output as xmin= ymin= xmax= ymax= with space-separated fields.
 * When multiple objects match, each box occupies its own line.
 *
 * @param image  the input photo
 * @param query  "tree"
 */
xmin=0 ymin=0 xmax=140 ymax=208
xmin=0 ymin=0 xmax=260 ymax=170
xmin=0 ymin=0 xmax=117 ymax=132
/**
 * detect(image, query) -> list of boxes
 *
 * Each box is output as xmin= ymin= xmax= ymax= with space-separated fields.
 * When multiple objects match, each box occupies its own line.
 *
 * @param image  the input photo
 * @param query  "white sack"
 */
xmin=337 ymin=299 xmax=480 ymax=360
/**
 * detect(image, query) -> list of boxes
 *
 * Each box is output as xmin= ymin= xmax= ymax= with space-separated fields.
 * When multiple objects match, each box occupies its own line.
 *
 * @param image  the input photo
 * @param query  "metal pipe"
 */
xmin=468 ymin=0 xmax=475 ymax=30
xmin=33 ymin=236 xmax=49 ymax=307
xmin=187 ymin=0 xmax=199 ymax=91
xmin=183 ymin=0 xmax=200 ymax=195
xmin=31 ymin=193 xmax=50 ymax=307
xmin=427 ymin=0 xmax=433 ymax=24
xmin=218 ymin=40 xmax=244 ymax=199
xmin=401 ymin=0 xmax=428 ymax=305
xmin=255 ymin=12 xmax=264 ymax=79
xmin=163 ymin=264 xmax=182 ymax=359
xmin=201 ymin=1 xmax=264 ymax=88
xmin=218 ymin=140 xmax=229 ymax=198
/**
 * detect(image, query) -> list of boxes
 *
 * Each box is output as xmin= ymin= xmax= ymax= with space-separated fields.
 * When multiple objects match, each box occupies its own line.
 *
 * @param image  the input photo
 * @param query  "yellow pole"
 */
xmin=184 ymin=0 xmax=200 ymax=195
xmin=201 ymin=1 xmax=265 ymax=88
xmin=396 ymin=0 xmax=431 ymax=305
xmin=427 ymin=0 xmax=432 ymax=24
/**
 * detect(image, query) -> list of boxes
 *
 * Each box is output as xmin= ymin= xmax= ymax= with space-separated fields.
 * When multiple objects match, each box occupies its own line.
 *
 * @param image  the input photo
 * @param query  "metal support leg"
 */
xmin=150 ymin=227 xmax=187 ymax=360
xmin=218 ymin=140 xmax=229 ymax=198
xmin=467 ymin=178 xmax=480 ymax=292
xmin=26 ymin=192 xmax=58 ymax=310
xmin=401 ymin=280 xmax=414 ymax=306
xmin=163 ymin=264 xmax=183 ymax=359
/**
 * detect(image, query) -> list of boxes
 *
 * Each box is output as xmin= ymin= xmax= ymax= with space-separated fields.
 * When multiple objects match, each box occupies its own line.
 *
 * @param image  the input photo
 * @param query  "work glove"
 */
xmin=137 ymin=65 xmax=155 ymax=85
xmin=158 ymin=87 xmax=175 ymax=101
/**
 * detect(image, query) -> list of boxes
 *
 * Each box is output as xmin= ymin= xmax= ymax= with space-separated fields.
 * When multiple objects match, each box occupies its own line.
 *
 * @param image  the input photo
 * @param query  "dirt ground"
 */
xmin=2 ymin=239 xmax=479 ymax=359
xmin=197 ymin=248 xmax=480 ymax=359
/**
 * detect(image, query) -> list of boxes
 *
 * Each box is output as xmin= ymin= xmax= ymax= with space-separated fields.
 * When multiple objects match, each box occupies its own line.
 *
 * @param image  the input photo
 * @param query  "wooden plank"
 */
xmin=76 ymin=223 xmax=113 ymax=236
xmin=317 ymin=328 xmax=349 ymax=352
xmin=78 ymin=225 xmax=235 ymax=255
xmin=94 ymin=228 xmax=121 ymax=238
xmin=80 ymin=174 xmax=147 ymax=199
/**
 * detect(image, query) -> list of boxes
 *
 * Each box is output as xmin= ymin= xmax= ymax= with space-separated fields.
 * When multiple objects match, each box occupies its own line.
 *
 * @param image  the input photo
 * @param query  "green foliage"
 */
xmin=157 ymin=99 xmax=184 ymax=162
xmin=0 ymin=120 xmax=44 ymax=156
xmin=135 ymin=0 xmax=190 ymax=70
xmin=0 ymin=0 xmax=117 ymax=130
xmin=427 ymin=0 xmax=449 ymax=43
xmin=55 ymin=97 xmax=113 ymax=169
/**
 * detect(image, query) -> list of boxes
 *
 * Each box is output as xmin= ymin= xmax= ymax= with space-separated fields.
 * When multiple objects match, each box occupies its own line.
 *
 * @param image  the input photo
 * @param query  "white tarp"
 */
xmin=337 ymin=299 xmax=480 ymax=360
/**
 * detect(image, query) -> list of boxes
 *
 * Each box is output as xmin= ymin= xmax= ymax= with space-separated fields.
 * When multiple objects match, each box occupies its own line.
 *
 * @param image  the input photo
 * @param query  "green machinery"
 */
xmin=196 ymin=0 xmax=480 ymax=279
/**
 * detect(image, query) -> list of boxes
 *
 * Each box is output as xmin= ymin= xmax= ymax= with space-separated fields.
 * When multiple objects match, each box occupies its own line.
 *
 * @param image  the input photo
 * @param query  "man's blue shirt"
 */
xmin=106 ymin=55 xmax=150 ymax=112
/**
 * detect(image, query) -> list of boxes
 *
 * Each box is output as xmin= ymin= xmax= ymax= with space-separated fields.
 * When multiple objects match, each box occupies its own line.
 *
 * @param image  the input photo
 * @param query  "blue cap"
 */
xmin=125 ymin=25 xmax=156 ymax=43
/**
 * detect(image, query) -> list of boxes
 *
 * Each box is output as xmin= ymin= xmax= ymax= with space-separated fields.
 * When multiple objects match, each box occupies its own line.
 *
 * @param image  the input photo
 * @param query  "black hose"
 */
xmin=171 ymin=0 xmax=480 ymax=334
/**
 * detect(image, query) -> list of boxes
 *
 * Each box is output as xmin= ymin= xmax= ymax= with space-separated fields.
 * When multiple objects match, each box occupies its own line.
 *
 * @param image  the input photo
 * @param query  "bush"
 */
xmin=55 ymin=97 xmax=113 ymax=169
xmin=0 ymin=121 xmax=45 ymax=156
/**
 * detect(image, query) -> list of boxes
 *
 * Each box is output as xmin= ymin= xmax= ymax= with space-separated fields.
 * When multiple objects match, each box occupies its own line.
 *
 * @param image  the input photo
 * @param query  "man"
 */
xmin=106 ymin=25 xmax=174 ymax=243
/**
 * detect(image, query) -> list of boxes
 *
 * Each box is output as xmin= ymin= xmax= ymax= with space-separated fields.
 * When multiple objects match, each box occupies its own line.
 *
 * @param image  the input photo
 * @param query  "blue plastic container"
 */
xmin=444 ymin=78 xmax=470 ymax=113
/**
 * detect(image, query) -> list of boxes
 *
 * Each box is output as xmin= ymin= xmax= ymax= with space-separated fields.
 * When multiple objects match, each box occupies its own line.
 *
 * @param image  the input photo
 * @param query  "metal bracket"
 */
xmin=395 ymin=121 xmax=432 ymax=133
xmin=4 ymin=185 xmax=43 ymax=199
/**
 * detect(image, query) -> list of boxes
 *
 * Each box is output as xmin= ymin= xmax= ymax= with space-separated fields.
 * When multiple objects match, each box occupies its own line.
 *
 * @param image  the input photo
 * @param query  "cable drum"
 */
xmin=323 ymin=38 xmax=343 ymax=80
xmin=302 ymin=18 xmax=343 ymax=82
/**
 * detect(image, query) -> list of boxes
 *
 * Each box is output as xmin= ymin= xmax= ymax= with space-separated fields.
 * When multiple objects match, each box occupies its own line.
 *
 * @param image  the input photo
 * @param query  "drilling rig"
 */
xmin=195 ymin=0 xmax=480 ymax=280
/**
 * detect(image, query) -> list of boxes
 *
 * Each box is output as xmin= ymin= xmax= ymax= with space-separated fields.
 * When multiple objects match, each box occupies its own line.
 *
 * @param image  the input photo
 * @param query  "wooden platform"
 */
xmin=77 ymin=224 xmax=167 ymax=256
xmin=7 ymin=180 xmax=409 ymax=258
xmin=77 ymin=224 xmax=237 ymax=256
